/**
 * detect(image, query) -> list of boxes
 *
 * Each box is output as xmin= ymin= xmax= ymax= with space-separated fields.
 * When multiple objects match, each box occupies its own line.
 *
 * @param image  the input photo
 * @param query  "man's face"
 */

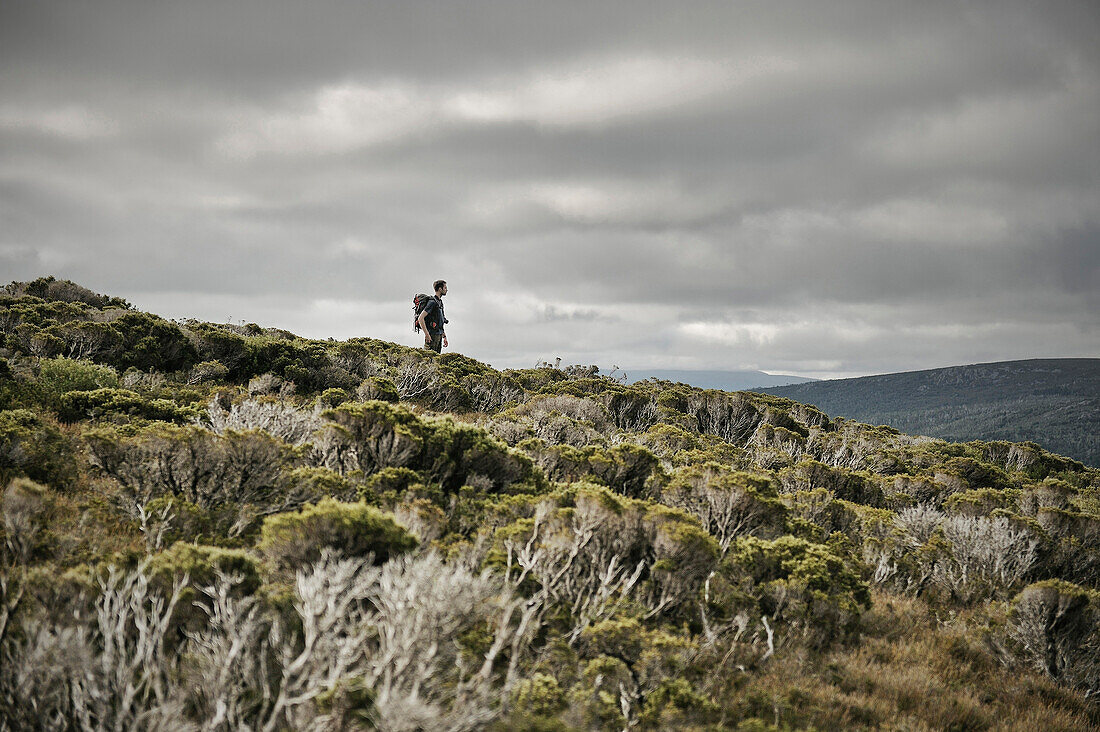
xmin=439 ymin=283 xmax=448 ymax=296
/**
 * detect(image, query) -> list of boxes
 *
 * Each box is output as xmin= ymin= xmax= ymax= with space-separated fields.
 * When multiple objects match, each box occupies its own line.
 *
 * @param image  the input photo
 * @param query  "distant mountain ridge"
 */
xmin=625 ymin=369 xmax=815 ymax=391
xmin=755 ymin=358 xmax=1100 ymax=466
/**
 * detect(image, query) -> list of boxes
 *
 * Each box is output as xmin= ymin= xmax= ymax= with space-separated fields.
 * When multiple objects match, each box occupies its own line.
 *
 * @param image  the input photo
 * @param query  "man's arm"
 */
xmin=417 ymin=310 xmax=430 ymax=344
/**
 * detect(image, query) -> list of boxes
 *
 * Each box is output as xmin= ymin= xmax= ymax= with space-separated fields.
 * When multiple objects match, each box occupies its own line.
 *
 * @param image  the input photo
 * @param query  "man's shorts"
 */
xmin=424 ymin=333 xmax=443 ymax=353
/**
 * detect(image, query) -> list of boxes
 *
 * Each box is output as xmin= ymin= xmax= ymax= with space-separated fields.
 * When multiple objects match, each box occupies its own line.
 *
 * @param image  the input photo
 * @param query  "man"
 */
xmin=418 ymin=280 xmax=448 ymax=353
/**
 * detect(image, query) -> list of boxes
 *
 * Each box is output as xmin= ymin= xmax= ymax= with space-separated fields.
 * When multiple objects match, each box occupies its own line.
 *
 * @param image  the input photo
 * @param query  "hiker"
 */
xmin=416 ymin=280 xmax=449 ymax=353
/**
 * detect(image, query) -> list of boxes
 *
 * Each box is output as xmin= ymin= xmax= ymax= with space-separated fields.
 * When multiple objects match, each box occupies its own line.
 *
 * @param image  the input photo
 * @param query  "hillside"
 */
xmin=626 ymin=368 xmax=816 ymax=391
xmin=2 ymin=277 xmax=1100 ymax=731
xmin=756 ymin=359 xmax=1100 ymax=467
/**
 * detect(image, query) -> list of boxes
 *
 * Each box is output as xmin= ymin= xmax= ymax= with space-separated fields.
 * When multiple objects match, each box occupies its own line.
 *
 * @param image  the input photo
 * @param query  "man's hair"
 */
xmin=433 ymin=279 xmax=447 ymax=293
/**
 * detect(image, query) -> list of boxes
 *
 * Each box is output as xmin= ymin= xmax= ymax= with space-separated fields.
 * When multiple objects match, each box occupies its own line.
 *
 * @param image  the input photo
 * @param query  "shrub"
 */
xmin=2 ymin=478 xmax=52 ymax=565
xmin=258 ymin=499 xmax=417 ymax=571
xmin=4 ymin=276 xmax=129 ymax=308
xmin=318 ymin=388 xmax=350 ymax=407
xmin=56 ymin=388 xmax=189 ymax=423
xmin=192 ymin=326 xmax=248 ymax=375
xmin=425 ymin=417 xmax=542 ymax=493
xmin=778 ymin=459 xmax=884 ymax=507
xmin=279 ymin=466 xmax=360 ymax=503
xmin=86 ymin=424 xmax=285 ymax=516
xmin=1009 ymin=580 xmax=1099 ymax=688
xmin=109 ymin=311 xmax=198 ymax=372
xmin=318 ymin=400 xmax=427 ymax=475
xmin=248 ymin=372 xmax=286 ymax=395
xmin=205 ymin=397 xmax=323 ymax=445
xmin=662 ymin=463 xmax=787 ymax=554
xmin=148 ymin=541 xmax=262 ymax=596
xmin=0 ymin=409 xmax=78 ymax=490
xmin=361 ymin=467 xmax=424 ymax=501
xmin=510 ymin=673 xmax=567 ymax=718
xmin=187 ymin=360 xmax=229 ymax=385
xmin=319 ymin=402 xmax=541 ymax=493
xmin=37 ymin=357 xmax=119 ymax=403
xmin=513 ymin=394 xmax=613 ymax=432
xmin=356 ymin=376 xmax=400 ymax=403
xmin=140 ymin=496 xmax=213 ymax=547
xmin=520 ymin=440 xmax=660 ymax=498
xmin=934 ymin=514 xmax=1038 ymax=603
xmin=724 ymin=535 xmax=871 ymax=647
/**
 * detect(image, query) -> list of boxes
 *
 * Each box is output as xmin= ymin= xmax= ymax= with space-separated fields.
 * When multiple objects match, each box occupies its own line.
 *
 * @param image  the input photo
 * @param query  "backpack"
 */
xmin=412 ymin=293 xmax=435 ymax=333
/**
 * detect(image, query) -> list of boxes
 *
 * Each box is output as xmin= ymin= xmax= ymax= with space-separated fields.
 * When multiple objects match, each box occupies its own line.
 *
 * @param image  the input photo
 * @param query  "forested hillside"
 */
xmin=2 ymin=277 xmax=1100 ymax=731
xmin=757 ymin=360 xmax=1100 ymax=467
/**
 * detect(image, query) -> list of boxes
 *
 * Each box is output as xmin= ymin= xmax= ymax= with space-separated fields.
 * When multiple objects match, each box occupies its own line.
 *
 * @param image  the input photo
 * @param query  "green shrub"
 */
xmin=37 ymin=357 xmax=119 ymax=403
xmin=360 ymin=467 xmax=424 ymax=502
xmin=725 ymin=535 xmax=871 ymax=647
xmin=56 ymin=387 xmax=190 ymax=423
xmin=778 ymin=459 xmax=884 ymax=507
xmin=318 ymin=387 xmax=350 ymax=407
xmin=109 ymin=311 xmax=198 ymax=372
xmin=1008 ymin=579 xmax=1099 ymax=686
xmin=639 ymin=678 xmax=720 ymax=729
xmin=662 ymin=463 xmax=787 ymax=553
xmin=280 ymin=466 xmax=359 ymax=503
xmin=321 ymin=402 xmax=542 ymax=493
xmin=258 ymin=499 xmax=417 ymax=571
xmin=520 ymin=440 xmax=660 ymax=498
xmin=356 ymin=376 xmax=400 ymax=403
xmin=148 ymin=541 xmax=262 ymax=595
xmin=0 ymin=409 xmax=78 ymax=489
xmin=188 ymin=360 xmax=230 ymax=385
xmin=510 ymin=673 xmax=567 ymax=718
xmin=5 ymin=276 xmax=129 ymax=308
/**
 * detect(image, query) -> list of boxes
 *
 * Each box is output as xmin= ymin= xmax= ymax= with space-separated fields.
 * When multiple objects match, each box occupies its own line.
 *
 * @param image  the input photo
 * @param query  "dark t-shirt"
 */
xmin=422 ymin=297 xmax=446 ymax=335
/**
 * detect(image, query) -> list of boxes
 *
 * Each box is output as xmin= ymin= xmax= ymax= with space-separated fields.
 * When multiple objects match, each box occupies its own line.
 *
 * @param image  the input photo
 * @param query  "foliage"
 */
xmin=1007 ymin=579 xmax=1100 ymax=691
xmin=36 ymin=357 xmax=119 ymax=404
xmin=0 ymin=409 xmax=78 ymax=490
xmin=2 ymin=279 xmax=1100 ymax=729
xmin=725 ymin=535 xmax=871 ymax=647
xmin=258 ymin=499 xmax=417 ymax=571
xmin=56 ymin=387 xmax=192 ymax=423
xmin=149 ymin=541 xmax=262 ymax=596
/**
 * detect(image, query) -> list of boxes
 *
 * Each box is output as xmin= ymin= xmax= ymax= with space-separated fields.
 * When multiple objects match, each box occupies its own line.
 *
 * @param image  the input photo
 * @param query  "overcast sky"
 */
xmin=2 ymin=0 xmax=1097 ymax=377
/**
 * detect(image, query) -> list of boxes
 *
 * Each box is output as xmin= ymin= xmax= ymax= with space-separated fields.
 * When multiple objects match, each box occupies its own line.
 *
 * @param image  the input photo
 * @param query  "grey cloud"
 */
xmin=1 ymin=0 xmax=1097 ymax=375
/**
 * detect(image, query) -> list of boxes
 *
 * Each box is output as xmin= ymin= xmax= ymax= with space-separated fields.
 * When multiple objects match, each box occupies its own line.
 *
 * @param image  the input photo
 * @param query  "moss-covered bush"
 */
xmin=258 ymin=498 xmax=417 ymax=571
xmin=724 ymin=535 xmax=871 ymax=647
xmin=0 ymin=409 xmax=78 ymax=489
xmin=357 ymin=376 xmax=400 ymax=403
xmin=36 ymin=357 xmax=119 ymax=404
xmin=56 ymin=387 xmax=192 ymax=423
xmin=148 ymin=541 xmax=263 ymax=596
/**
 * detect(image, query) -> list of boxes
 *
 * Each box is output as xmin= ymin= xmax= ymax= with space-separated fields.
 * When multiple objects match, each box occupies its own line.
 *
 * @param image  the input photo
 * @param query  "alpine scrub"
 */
xmin=1 ymin=278 xmax=1099 ymax=730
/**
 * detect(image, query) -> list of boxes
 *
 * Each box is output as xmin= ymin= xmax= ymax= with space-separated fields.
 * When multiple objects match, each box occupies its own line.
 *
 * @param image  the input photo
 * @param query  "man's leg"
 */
xmin=425 ymin=333 xmax=442 ymax=353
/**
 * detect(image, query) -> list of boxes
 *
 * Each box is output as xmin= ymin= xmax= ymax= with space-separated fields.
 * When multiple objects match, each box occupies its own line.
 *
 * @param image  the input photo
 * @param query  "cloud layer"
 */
xmin=2 ymin=0 xmax=1097 ymax=377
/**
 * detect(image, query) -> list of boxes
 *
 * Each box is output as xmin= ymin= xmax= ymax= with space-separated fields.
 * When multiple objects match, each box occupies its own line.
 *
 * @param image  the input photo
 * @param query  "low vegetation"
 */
xmin=2 ymin=277 xmax=1099 ymax=730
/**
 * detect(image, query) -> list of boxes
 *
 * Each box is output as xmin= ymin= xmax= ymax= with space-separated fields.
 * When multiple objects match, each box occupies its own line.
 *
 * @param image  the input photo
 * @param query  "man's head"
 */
xmin=433 ymin=280 xmax=448 ymax=296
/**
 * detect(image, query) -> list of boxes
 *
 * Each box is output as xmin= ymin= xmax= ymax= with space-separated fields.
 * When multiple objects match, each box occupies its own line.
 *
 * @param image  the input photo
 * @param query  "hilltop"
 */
xmin=2 ymin=277 xmax=1099 ymax=730
xmin=756 ymin=359 xmax=1100 ymax=467
xmin=625 ymin=368 xmax=816 ymax=391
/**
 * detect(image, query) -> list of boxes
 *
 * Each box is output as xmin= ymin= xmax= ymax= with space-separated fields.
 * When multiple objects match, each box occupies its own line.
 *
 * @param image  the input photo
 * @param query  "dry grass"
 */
xmin=725 ymin=591 xmax=1099 ymax=731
